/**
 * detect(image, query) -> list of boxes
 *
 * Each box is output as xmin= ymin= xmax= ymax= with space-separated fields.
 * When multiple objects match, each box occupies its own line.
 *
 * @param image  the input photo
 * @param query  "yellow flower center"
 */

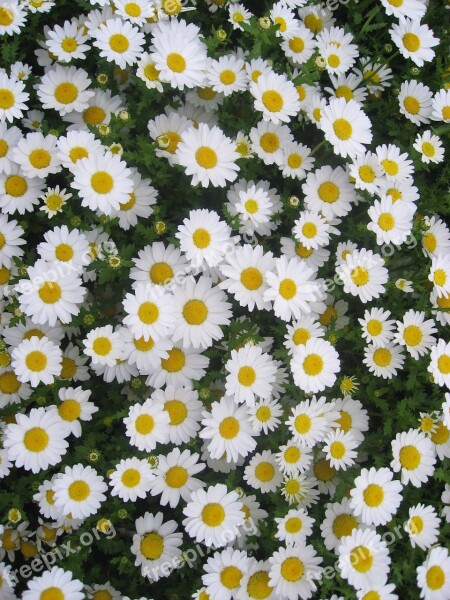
xmin=0 ymin=138 xmax=8 ymax=157
xmin=198 ymin=87 xmax=216 ymax=100
xmin=336 ymin=86 xmax=353 ymax=101
xmin=285 ymin=516 xmax=302 ymax=533
xmin=240 ymin=267 xmax=263 ymax=290
xmin=259 ymin=132 xmax=279 ymax=153
xmin=165 ymin=465 xmax=188 ymax=488
xmin=426 ymin=566 xmax=445 ymax=590
xmin=351 ymin=546 xmax=373 ymax=573
xmin=195 ymin=146 xmax=218 ymax=169
xmin=351 ymin=266 xmax=369 ymax=286
xmin=280 ymin=557 xmax=304 ymax=582
xmin=164 ymin=399 xmax=187 ymax=425
xmin=183 ymin=299 xmax=208 ymax=325
xmin=220 ymin=69 xmax=236 ymax=85
xmin=436 ymin=293 xmax=450 ymax=308
xmin=192 ymin=228 xmax=211 ymax=249
xmin=202 ymin=503 xmax=225 ymax=526
xmin=381 ymin=159 xmax=399 ymax=176
xmin=92 ymin=591 xmax=113 ymax=600
xmin=24 ymin=427 xmax=49 ymax=452
xmin=41 ymin=589 xmax=64 ymax=600
xmin=121 ymin=468 xmax=141 ymax=487
xmin=314 ymin=458 xmax=336 ymax=481
xmin=332 ymin=513 xmax=358 ymax=538
xmin=138 ymin=301 xmax=159 ymax=324
xmin=377 ymin=213 xmax=395 ymax=231
xmin=109 ymin=33 xmax=129 ymax=53
xmin=328 ymin=54 xmax=341 ymax=68
xmin=279 ymin=278 xmax=297 ymax=300
xmin=319 ymin=306 xmax=337 ymax=326
xmin=255 ymin=462 xmax=275 ymax=482
xmin=38 ymin=281 xmax=62 ymax=304
xmin=403 ymin=325 xmax=423 ymax=346
xmin=119 ymin=193 xmax=136 ymax=211
xmin=135 ymin=414 xmax=154 ymax=435
xmin=431 ymin=421 xmax=450 ymax=445
xmin=68 ymin=480 xmax=90 ymax=501
xmin=54 ymin=82 xmax=78 ymax=105
xmin=247 ymin=571 xmax=272 ymax=599
xmin=330 ymin=441 xmax=346 ymax=459
xmin=256 ymin=406 xmax=271 ymax=422
xmin=61 ymin=37 xmax=78 ymax=53
xmin=25 ymin=350 xmax=48 ymax=372
xmin=149 ymin=262 xmax=173 ymax=285
xmin=402 ymin=32 xmax=420 ymax=52
xmin=55 ymin=243 xmax=74 ymax=262
xmin=219 ymin=416 xmax=240 ymax=439
xmin=262 ymin=90 xmax=284 ymax=113
xmin=289 ymin=36 xmax=304 ymax=53
xmin=287 ymin=153 xmax=302 ymax=169
xmin=363 ymin=483 xmax=384 ymax=507
xmin=373 ymin=348 xmax=391 ymax=367
xmin=399 ymin=445 xmax=420 ymax=469
xmin=304 ymin=14 xmax=322 ymax=33
xmin=58 ymin=399 xmax=81 ymax=421
xmin=144 ymin=63 xmax=160 ymax=81
xmin=434 ymin=269 xmax=447 ymax=287
xmin=29 ymin=149 xmax=51 ymax=169
xmin=125 ymin=2 xmax=141 ymax=16
xmin=274 ymin=16 xmax=287 ymax=31
xmin=333 ymin=118 xmax=352 ymax=140
xmin=0 ymin=371 xmax=20 ymax=394
xmin=295 ymin=413 xmax=311 ymax=434
xmin=293 ymin=328 xmax=310 ymax=345
xmin=161 ymin=348 xmax=185 ymax=372
xmin=359 ymin=165 xmax=376 ymax=183
xmin=421 ymin=142 xmax=435 ymax=157
xmin=238 ymin=365 xmax=256 ymax=387
xmin=367 ymin=319 xmax=382 ymax=336
xmin=140 ymin=532 xmax=164 ymax=560
xmin=303 ymin=353 xmax=324 ymax=375
xmin=409 ymin=515 xmax=424 ymax=534
xmin=84 ymin=106 xmax=106 ymax=125
xmin=91 ymin=171 xmax=114 ymax=194
xmin=302 ymin=222 xmax=317 ymax=239
xmin=0 ymin=265 xmax=11 ymax=285
xmin=5 ymin=174 xmax=27 ymax=197
xmin=284 ymin=446 xmax=301 ymax=463
xmin=167 ymin=52 xmax=186 ymax=73
xmin=0 ymin=7 xmax=14 ymax=26
xmin=318 ymin=182 xmax=339 ymax=203
xmin=438 ymin=354 xmax=450 ymax=374
xmin=404 ymin=96 xmax=420 ymax=115
xmin=220 ymin=566 xmax=242 ymax=589
xmin=92 ymin=337 xmax=112 ymax=356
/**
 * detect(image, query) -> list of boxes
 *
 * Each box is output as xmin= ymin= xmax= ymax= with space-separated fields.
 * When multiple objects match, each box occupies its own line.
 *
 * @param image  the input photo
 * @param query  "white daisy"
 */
xmin=287 ymin=394 xmax=339 ymax=448
xmin=244 ymin=450 xmax=283 ymax=494
xmin=281 ymin=141 xmax=315 ymax=180
xmin=37 ymin=225 xmax=89 ymax=272
xmin=275 ymin=440 xmax=313 ymax=475
xmin=11 ymin=336 xmax=62 ymax=387
xmin=35 ymin=65 xmax=94 ymax=116
xmin=293 ymin=210 xmax=333 ymax=250
xmin=391 ymin=428 xmax=436 ymax=487
xmin=130 ymin=241 xmax=189 ymax=289
xmin=350 ymin=467 xmax=403 ymax=526
xmin=250 ymin=71 xmax=300 ymax=125
xmin=416 ymin=547 xmax=450 ymax=600
xmin=376 ymin=144 xmax=414 ymax=181
xmin=323 ymin=429 xmax=359 ymax=470
xmin=152 ymin=385 xmax=203 ymax=445
xmin=249 ymin=120 xmax=294 ymax=166
xmin=303 ymin=165 xmax=356 ymax=220
xmin=349 ymin=152 xmax=384 ymax=195
xmin=92 ymin=17 xmax=144 ymax=69
xmin=122 ymin=282 xmax=175 ymax=342
xmin=53 ymin=463 xmax=107 ymax=519
xmin=405 ymin=504 xmax=440 ymax=550
xmin=413 ymin=131 xmax=445 ymax=165
xmin=398 ymin=79 xmax=433 ymax=125
xmin=0 ymin=123 xmax=21 ymax=175
xmin=363 ymin=343 xmax=405 ymax=379
xmin=390 ymin=19 xmax=439 ymax=67
xmin=124 ymin=399 xmax=170 ymax=452
xmin=226 ymin=178 xmax=282 ymax=237
xmin=269 ymin=544 xmax=322 ymax=600
xmin=428 ymin=339 xmax=450 ymax=388
xmin=367 ymin=195 xmax=413 ymax=246
xmin=208 ymin=54 xmax=248 ymax=97
xmin=0 ymin=164 xmax=44 ymax=215
xmin=291 ymin=338 xmax=341 ymax=394
xmin=50 ymin=386 xmax=97 ymax=438
xmin=394 ymin=309 xmax=437 ymax=359
xmin=320 ymin=497 xmax=363 ymax=552
xmin=83 ymin=325 xmax=125 ymax=367
xmin=321 ymin=97 xmax=372 ymax=159
xmin=146 ymin=344 xmax=209 ymax=389
xmin=431 ymin=88 xmax=450 ymax=123
xmin=337 ymin=248 xmax=389 ymax=303
xmin=225 ymin=345 xmax=277 ymax=407
xmin=281 ymin=25 xmax=316 ymax=66
xmin=359 ymin=307 xmax=396 ymax=348
xmin=109 ymin=457 xmax=155 ymax=502
xmin=429 ymin=254 xmax=450 ymax=295
xmin=247 ymin=397 xmax=283 ymax=435
xmin=0 ymin=213 xmax=25 ymax=268
xmin=0 ymin=72 xmax=29 ymax=123
xmin=235 ymin=559 xmax=276 ymax=600
xmin=22 ymin=567 xmax=83 ymax=600
xmin=45 ymin=20 xmax=91 ymax=63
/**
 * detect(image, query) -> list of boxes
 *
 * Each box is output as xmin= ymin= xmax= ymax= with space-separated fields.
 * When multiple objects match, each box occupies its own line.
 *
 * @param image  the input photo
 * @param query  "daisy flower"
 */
xmin=150 ymin=19 xmax=208 ymax=90
xmin=11 ymin=336 xmax=62 ymax=387
xmin=275 ymin=440 xmax=313 ymax=475
xmin=225 ymin=345 xmax=277 ymax=407
xmin=176 ymin=123 xmax=239 ymax=188
xmin=250 ymin=71 xmax=300 ymax=125
xmin=3 ymin=407 xmax=68 ymax=473
xmin=376 ymin=144 xmax=414 ymax=181
xmin=176 ymin=208 xmax=232 ymax=269
xmin=405 ymin=504 xmax=440 ymax=550
xmin=122 ymin=282 xmax=175 ymax=342
xmin=85 ymin=582 xmax=121 ymax=600
xmin=333 ymin=396 xmax=369 ymax=443
xmin=202 ymin=547 xmax=251 ymax=600
xmin=114 ymin=0 xmax=155 ymax=25
xmin=395 ymin=278 xmax=414 ymax=293
xmin=281 ymin=25 xmax=316 ymax=66
xmin=431 ymin=88 xmax=450 ymax=123
xmin=148 ymin=112 xmax=192 ymax=165
xmin=0 ymin=72 xmax=29 ymax=122
xmin=293 ymin=210 xmax=333 ymax=250
xmin=320 ymin=497 xmax=362 ymax=552
xmin=431 ymin=289 xmax=450 ymax=327
xmin=350 ymin=467 xmax=403 ymax=526
xmin=303 ymin=165 xmax=356 ymax=220
xmin=264 ymin=256 xmax=323 ymax=321
xmin=244 ymin=450 xmax=283 ymax=494
xmin=124 ymin=399 xmax=170 ymax=452
xmin=219 ymin=244 xmax=275 ymax=311
xmin=398 ymin=80 xmax=433 ymax=126
xmin=131 ymin=512 xmax=183 ymax=581
xmin=281 ymin=473 xmax=320 ymax=507
xmin=287 ymin=394 xmax=339 ymax=448
xmin=70 ymin=150 xmax=134 ymax=216
xmin=32 ymin=476 xmax=61 ymax=521
xmin=349 ymin=152 xmax=384 ymax=195
xmin=359 ymin=307 xmax=396 ymax=348
xmin=35 ymin=65 xmax=94 ymax=116
xmin=281 ymin=141 xmax=315 ymax=180
xmin=0 ymin=0 xmax=26 ymax=36
xmin=53 ymin=463 xmax=107 ymax=519
xmin=325 ymin=72 xmax=367 ymax=105
xmin=109 ymin=457 xmax=155 ymax=503
xmin=390 ymin=19 xmax=439 ymax=67
xmin=291 ymin=338 xmax=341 ymax=394
xmin=92 ymin=17 xmax=144 ymax=69
xmin=380 ymin=0 xmax=426 ymax=20
xmin=0 ymin=366 xmax=31 ymax=409
xmin=391 ymin=429 xmax=436 ymax=487
xmin=226 ymin=178 xmax=282 ymax=237
xmin=413 ymin=131 xmax=445 ymax=164
xmin=247 ymin=397 xmax=283 ymax=435
xmin=270 ymin=2 xmax=297 ymax=38
xmin=45 ymin=20 xmax=90 ymax=63
xmin=64 ymin=88 xmax=123 ymax=131
xmin=183 ymin=483 xmax=243 ymax=548
xmin=146 ymin=344 xmax=209 ymax=389
xmin=83 ymin=325 xmax=125 ymax=367
xmin=59 ymin=343 xmax=89 ymax=382
xmin=236 ymin=559 xmax=275 ymax=600
xmin=284 ymin=316 xmax=325 ymax=356
xmin=37 ymin=225 xmax=89 ymax=272
xmin=0 ymin=213 xmax=25 ymax=268
xmin=0 ymin=164 xmax=44 ymax=215
xmin=249 ymin=120 xmax=294 ymax=166
xmin=323 ymin=429 xmax=359 ymax=470
xmin=431 ymin=419 xmax=450 ymax=460
xmin=22 ymin=567 xmax=83 ymax=600
xmin=321 ymin=97 xmax=372 ymax=159
xmin=429 ymin=255 xmax=450 ymax=295
xmin=269 ymin=544 xmax=322 ymax=600
xmin=200 ymin=395 xmax=256 ymax=463
xmin=130 ymin=242 xmax=189 ymax=289
xmin=363 ymin=343 xmax=405 ymax=379
xmin=0 ymin=123 xmax=21 ymax=175
xmin=0 ymin=561 xmax=15 ymax=598
xmin=151 ymin=385 xmax=203 ymax=445
xmin=367 ymin=195 xmax=413 ymax=246
xmin=275 ymin=508 xmax=314 ymax=547
xmin=394 ymin=310 xmax=437 ymax=359
xmin=228 ymin=2 xmax=252 ymax=30
xmin=56 ymin=130 xmax=102 ymax=170
xmin=317 ymin=295 xmax=349 ymax=330
xmin=208 ymin=54 xmax=247 ymax=97
xmin=428 ymin=339 xmax=450 ymax=388
xmin=50 ymin=386 xmax=97 ymax=438
xmin=338 ymin=528 xmax=391 ymax=591
xmin=136 ymin=52 xmax=163 ymax=92
xmin=337 ymin=248 xmax=389 ymax=303
xmin=149 ymin=448 xmax=205 ymax=508
xmin=416 ymin=547 xmax=450 ymax=600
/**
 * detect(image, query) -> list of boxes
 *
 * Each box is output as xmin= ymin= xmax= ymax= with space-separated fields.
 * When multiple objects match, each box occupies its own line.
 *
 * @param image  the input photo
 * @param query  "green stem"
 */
xmin=356 ymin=6 xmax=381 ymax=41
xmin=310 ymin=139 xmax=326 ymax=156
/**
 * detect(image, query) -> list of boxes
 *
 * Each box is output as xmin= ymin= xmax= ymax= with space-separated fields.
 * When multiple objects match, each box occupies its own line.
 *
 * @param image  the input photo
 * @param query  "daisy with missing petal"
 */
xmin=376 ymin=144 xmax=414 ymax=181
xmin=291 ymin=338 xmax=341 ymax=394
xmin=202 ymin=547 xmax=251 ymax=600
xmin=398 ymin=80 xmax=433 ymax=126
xmin=53 ymin=464 xmax=107 ymax=519
xmin=391 ymin=429 xmax=436 ymax=487
xmin=122 ymin=283 xmax=175 ymax=342
xmin=244 ymin=450 xmax=283 ymax=494
xmin=275 ymin=440 xmax=313 ymax=475
xmin=109 ymin=457 xmax=154 ymax=503
xmin=148 ymin=112 xmax=192 ymax=166
xmin=124 ymin=399 xmax=170 ymax=452
xmin=225 ymin=345 xmax=277 ymax=406
xmin=429 ymin=339 xmax=450 ymax=389
xmin=275 ymin=508 xmax=314 ymax=547
xmin=0 ymin=73 xmax=29 ymax=123
xmin=247 ymin=397 xmax=283 ymax=435
xmin=22 ymin=567 xmax=83 ymax=600
xmin=51 ymin=386 xmax=97 ymax=438
xmin=323 ymin=429 xmax=359 ymax=470
xmin=281 ymin=142 xmax=315 ymax=180
xmin=183 ymin=484 xmax=243 ymax=548
xmin=176 ymin=123 xmax=239 ymax=188
xmin=11 ymin=336 xmax=62 ymax=387
xmin=390 ymin=19 xmax=439 ymax=67
xmin=250 ymin=120 xmax=294 ymax=166
xmin=36 ymin=65 xmax=94 ymax=116
xmin=303 ymin=165 xmax=356 ymax=220
xmin=287 ymin=395 xmax=339 ymax=448
xmin=416 ymin=547 xmax=450 ymax=600
xmin=92 ymin=17 xmax=144 ymax=69
xmin=176 ymin=209 xmax=232 ymax=269
xmin=17 ymin=259 xmax=86 ymax=326
xmin=173 ymin=276 xmax=231 ymax=350
xmin=293 ymin=210 xmax=333 ymax=250
xmin=250 ymin=71 xmax=300 ymax=125
xmin=3 ymin=407 xmax=68 ymax=473
xmin=338 ymin=528 xmax=390 ymax=591
xmin=219 ymin=244 xmax=275 ymax=311
xmin=264 ymin=256 xmax=323 ymax=321
xmin=337 ymin=248 xmax=389 ymax=303
xmin=363 ymin=343 xmax=405 ymax=379
xmin=359 ymin=307 xmax=396 ymax=348
xmin=208 ymin=55 xmax=247 ymax=97
xmin=269 ymin=544 xmax=322 ymax=600
xmin=83 ymin=325 xmax=125 ymax=367
xmin=349 ymin=152 xmax=384 ymax=195
xmin=150 ymin=19 xmax=208 ymax=90
xmin=71 ymin=150 xmax=134 ymax=216
xmin=405 ymin=504 xmax=440 ymax=550
xmin=350 ymin=467 xmax=403 ymax=526
xmin=394 ymin=310 xmax=437 ymax=359
xmin=367 ymin=195 xmax=413 ymax=246
xmin=151 ymin=385 xmax=203 ymax=445
xmin=45 ymin=20 xmax=90 ymax=63
xmin=283 ymin=477 xmax=320 ymax=508
xmin=413 ymin=131 xmax=445 ymax=165
xmin=0 ymin=165 xmax=44 ymax=215
xmin=321 ymin=98 xmax=372 ymax=159
xmin=150 ymin=448 xmax=205 ymax=509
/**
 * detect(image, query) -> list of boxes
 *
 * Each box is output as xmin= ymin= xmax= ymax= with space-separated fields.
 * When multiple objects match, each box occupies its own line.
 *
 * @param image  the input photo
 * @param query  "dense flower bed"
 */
xmin=0 ymin=0 xmax=449 ymax=598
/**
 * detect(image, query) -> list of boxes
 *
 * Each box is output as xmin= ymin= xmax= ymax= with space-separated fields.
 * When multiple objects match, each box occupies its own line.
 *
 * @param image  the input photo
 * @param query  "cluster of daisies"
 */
xmin=0 ymin=0 xmax=449 ymax=598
